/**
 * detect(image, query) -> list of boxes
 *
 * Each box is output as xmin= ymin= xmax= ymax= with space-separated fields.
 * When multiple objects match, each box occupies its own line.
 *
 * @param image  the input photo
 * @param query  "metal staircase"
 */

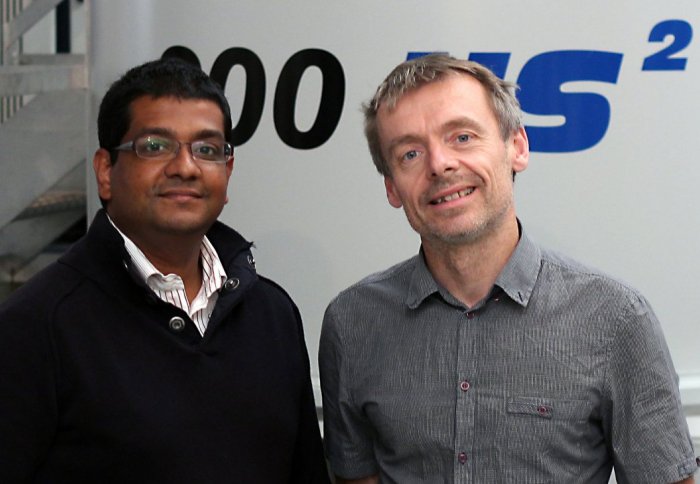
xmin=0 ymin=0 xmax=87 ymax=290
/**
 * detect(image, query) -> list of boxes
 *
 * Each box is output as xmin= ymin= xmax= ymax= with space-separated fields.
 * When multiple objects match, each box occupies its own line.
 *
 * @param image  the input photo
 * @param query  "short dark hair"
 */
xmin=97 ymin=57 xmax=233 ymax=162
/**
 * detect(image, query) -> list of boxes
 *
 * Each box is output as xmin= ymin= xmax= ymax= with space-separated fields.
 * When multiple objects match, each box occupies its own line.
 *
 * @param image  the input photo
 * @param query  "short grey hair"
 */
xmin=363 ymin=54 xmax=523 ymax=177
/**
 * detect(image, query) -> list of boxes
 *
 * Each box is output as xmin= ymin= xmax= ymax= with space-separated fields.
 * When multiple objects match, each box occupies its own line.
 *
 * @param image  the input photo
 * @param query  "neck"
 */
xmin=421 ymin=217 xmax=520 ymax=308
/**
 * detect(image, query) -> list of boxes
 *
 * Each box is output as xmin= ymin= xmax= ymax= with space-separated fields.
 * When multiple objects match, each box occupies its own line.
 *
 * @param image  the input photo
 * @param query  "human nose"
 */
xmin=163 ymin=142 xmax=201 ymax=178
xmin=428 ymin=143 xmax=458 ymax=177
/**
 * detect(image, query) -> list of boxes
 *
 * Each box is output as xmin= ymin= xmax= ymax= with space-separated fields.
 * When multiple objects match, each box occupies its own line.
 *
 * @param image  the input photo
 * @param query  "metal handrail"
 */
xmin=3 ymin=0 xmax=64 ymax=53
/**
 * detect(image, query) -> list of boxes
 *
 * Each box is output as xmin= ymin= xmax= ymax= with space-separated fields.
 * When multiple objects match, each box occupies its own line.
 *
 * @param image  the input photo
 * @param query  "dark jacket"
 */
xmin=0 ymin=210 xmax=329 ymax=483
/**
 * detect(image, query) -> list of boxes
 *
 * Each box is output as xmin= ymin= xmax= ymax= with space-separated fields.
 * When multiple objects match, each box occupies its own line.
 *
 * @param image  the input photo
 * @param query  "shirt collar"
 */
xmin=406 ymin=250 xmax=441 ymax=309
xmin=106 ymin=215 xmax=227 ymax=292
xmin=494 ymin=228 xmax=540 ymax=307
xmin=406 ymin=223 xmax=541 ymax=309
xmin=198 ymin=236 xmax=228 ymax=297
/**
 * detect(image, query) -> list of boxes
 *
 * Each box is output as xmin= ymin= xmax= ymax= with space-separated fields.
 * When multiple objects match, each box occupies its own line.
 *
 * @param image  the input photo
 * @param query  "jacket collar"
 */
xmin=59 ymin=209 xmax=256 ymax=299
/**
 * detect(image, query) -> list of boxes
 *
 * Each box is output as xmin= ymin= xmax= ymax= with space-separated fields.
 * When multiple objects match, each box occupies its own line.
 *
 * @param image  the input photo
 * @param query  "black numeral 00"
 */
xmin=163 ymin=46 xmax=346 ymax=149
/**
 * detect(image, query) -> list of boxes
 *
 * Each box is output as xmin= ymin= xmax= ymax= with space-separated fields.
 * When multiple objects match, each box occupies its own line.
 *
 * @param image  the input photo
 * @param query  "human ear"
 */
xmin=384 ymin=176 xmax=403 ymax=209
xmin=224 ymin=155 xmax=234 ymax=204
xmin=93 ymin=148 xmax=113 ymax=202
xmin=511 ymin=127 xmax=529 ymax=174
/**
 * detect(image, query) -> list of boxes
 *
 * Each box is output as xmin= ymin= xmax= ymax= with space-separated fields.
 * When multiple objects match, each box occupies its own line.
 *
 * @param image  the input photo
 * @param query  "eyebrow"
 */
xmin=386 ymin=134 xmax=424 ymax=156
xmin=385 ymin=115 xmax=486 ymax=155
xmin=133 ymin=127 xmax=226 ymax=140
xmin=441 ymin=116 xmax=485 ymax=134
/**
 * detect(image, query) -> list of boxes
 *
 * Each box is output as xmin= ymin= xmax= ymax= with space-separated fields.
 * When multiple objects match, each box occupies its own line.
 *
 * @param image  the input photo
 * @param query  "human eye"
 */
xmin=455 ymin=133 xmax=471 ymax=143
xmin=192 ymin=140 xmax=223 ymax=161
xmin=401 ymin=149 xmax=420 ymax=162
xmin=137 ymin=136 xmax=173 ymax=157
xmin=401 ymin=150 xmax=418 ymax=161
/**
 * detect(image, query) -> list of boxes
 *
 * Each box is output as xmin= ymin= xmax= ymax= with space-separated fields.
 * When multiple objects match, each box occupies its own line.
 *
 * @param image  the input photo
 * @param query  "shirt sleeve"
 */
xmin=319 ymin=300 xmax=379 ymax=480
xmin=605 ymin=292 xmax=697 ymax=484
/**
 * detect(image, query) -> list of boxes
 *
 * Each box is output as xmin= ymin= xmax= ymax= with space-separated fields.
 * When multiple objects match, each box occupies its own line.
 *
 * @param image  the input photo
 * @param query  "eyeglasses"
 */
xmin=113 ymin=135 xmax=233 ymax=164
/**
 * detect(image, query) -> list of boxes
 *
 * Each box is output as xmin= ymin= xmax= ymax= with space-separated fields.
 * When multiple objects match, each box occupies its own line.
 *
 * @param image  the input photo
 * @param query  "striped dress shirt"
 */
xmin=109 ymin=218 xmax=227 ymax=335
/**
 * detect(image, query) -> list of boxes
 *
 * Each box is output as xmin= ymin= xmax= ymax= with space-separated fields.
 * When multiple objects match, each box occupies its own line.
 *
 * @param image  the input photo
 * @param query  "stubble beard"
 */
xmin=410 ymin=165 xmax=515 ymax=249
xmin=413 ymin=195 xmax=513 ymax=249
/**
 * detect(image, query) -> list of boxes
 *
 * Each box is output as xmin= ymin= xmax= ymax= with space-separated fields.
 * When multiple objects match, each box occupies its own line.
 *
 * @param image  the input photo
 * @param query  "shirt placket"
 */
xmin=454 ymin=306 xmax=480 ymax=484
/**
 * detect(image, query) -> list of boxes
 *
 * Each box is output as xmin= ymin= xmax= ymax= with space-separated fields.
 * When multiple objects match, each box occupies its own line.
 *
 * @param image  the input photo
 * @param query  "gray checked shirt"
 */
xmin=319 ymin=228 xmax=697 ymax=484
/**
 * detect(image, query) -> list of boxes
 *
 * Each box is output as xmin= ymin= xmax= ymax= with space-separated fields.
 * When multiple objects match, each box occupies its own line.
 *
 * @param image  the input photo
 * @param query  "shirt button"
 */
xmin=537 ymin=405 xmax=551 ymax=417
xmin=466 ymin=311 xmax=475 ymax=319
xmin=458 ymin=452 xmax=468 ymax=464
xmin=223 ymin=277 xmax=240 ymax=291
xmin=168 ymin=316 xmax=186 ymax=332
xmin=459 ymin=380 xmax=471 ymax=392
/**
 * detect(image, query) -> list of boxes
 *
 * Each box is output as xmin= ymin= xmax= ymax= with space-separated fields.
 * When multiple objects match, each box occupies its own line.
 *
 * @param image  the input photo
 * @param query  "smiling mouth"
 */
xmin=159 ymin=190 xmax=202 ymax=199
xmin=430 ymin=187 xmax=475 ymax=205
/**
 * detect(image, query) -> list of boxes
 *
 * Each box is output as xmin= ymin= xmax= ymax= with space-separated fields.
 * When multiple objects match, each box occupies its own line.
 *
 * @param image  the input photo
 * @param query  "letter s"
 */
xmin=517 ymin=50 xmax=623 ymax=153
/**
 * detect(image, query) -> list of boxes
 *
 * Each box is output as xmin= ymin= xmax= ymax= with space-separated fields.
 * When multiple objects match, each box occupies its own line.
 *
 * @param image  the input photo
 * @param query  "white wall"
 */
xmin=87 ymin=0 xmax=700 ymax=405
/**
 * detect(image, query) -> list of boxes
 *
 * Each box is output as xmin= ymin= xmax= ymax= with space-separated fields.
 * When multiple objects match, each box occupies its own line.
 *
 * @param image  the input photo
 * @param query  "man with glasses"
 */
xmin=0 ymin=58 xmax=329 ymax=483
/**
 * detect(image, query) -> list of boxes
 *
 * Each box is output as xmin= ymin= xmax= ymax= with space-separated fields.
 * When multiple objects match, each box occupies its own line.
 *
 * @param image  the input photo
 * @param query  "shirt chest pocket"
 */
xmin=507 ymin=396 xmax=591 ymax=421
xmin=504 ymin=396 xmax=595 ymax=482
